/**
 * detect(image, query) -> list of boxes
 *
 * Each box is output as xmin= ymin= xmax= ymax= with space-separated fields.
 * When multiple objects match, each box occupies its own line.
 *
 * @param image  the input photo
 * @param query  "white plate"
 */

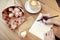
xmin=25 ymin=1 xmax=41 ymax=13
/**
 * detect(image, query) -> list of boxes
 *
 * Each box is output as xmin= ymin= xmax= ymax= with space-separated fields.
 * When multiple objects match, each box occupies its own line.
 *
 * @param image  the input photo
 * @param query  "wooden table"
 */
xmin=15 ymin=0 xmax=60 ymax=40
xmin=0 ymin=0 xmax=60 ymax=40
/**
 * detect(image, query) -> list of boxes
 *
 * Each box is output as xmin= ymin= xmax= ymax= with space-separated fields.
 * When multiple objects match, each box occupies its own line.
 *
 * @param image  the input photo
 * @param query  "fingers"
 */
xmin=42 ymin=14 xmax=51 ymax=17
xmin=43 ymin=19 xmax=53 ymax=25
xmin=38 ymin=14 xmax=51 ymax=21
xmin=40 ymin=14 xmax=51 ymax=20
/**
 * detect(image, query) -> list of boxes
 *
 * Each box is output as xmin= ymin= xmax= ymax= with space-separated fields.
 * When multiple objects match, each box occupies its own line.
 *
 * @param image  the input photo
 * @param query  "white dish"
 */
xmin=25 ymin=1 xmax=41 ymax=13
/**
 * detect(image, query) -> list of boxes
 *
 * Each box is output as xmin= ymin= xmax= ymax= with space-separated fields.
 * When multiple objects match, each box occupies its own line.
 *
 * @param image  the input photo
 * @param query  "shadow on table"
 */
xmin=55 ymin=36 xmax=60 ymax=40
xmin=56 ymin=0 xmax=60 ymax=7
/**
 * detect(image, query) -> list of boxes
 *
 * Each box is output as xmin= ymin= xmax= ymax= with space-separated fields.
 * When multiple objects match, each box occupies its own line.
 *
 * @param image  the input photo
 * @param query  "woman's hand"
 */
xmin=40 ymin=14 xmax=54 ymax=25
xmin=40 ymin=14 xmax=60 ymax=27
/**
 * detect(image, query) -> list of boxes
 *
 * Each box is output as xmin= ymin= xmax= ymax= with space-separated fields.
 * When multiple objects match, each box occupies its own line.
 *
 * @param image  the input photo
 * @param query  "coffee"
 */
xmin=29 ymin=0 xmax=38 ymax=10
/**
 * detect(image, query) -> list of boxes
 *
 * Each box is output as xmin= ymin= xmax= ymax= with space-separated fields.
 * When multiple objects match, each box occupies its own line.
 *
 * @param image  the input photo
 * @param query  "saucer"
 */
xmin=25 ymin=1 xmax=41 ymax=13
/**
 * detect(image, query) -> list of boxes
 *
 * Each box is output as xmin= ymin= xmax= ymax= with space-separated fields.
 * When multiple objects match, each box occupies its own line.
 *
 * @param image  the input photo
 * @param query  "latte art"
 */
xmin=29 ymin=0 xmax=38 ymax=10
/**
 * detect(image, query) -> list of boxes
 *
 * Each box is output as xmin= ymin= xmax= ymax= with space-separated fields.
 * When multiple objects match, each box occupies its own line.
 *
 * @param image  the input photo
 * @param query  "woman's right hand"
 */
xmin=40 ymin=14 xmax=54 ymax=25
xmin=40 ymin=14 xmax=60 ymax=26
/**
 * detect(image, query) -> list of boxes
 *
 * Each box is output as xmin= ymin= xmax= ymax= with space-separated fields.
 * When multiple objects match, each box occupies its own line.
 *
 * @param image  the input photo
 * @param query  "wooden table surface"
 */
xmin=0 ymin=0 xmax=60 ymax=40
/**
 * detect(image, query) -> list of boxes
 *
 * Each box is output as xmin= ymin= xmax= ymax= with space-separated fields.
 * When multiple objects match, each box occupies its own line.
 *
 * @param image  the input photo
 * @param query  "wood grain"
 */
xmin=0 ymin=0 xmax=60 ymax=40
xmin=0 ymin=21 xmax=21 ymax=40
